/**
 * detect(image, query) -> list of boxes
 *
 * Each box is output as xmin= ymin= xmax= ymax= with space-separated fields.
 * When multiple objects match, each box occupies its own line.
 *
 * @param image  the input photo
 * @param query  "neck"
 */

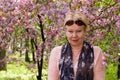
xmin=71 ymin=42 xmax=83 ymax=53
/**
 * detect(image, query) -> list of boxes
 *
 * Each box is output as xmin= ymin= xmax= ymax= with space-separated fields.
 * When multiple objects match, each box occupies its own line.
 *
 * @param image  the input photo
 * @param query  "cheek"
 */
xmin=65 ymin=32 xmax=70 ymax=38
xmin=78 ymin=32 xmax=85 ymax=38
xmin=66 ymin=32 xmax=73 ymax=41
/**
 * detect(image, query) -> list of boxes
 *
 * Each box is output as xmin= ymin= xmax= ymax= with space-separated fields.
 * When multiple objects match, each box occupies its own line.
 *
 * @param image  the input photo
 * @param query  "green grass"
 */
xmin=0 ymin=53 xmax=119 ymax=80
xmin=0 ymin=52 xmax=48 ymax=80
xmin=105 ymin=63 xmax=118 ymax=80
xmin=0 ymin=53 xmax=38 ymax=80
xmin=0 ymin=62 xmax=37 ymax=80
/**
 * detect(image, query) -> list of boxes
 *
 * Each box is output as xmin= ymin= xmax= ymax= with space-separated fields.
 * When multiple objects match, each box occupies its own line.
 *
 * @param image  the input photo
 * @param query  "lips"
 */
xmin=72 ymin=39 xmax=79 ymax=42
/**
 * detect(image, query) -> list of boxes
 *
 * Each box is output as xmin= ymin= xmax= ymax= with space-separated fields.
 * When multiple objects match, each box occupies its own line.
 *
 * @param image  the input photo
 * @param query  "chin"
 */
xmin=69 ymin=41 xmax=83 ymax=46
xmin=70 ymin=43 xmax=80 ymax=46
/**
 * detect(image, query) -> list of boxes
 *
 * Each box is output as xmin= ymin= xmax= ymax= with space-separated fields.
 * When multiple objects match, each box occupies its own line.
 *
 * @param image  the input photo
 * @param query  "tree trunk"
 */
xmin=0 ymin=49 xmax=6 ymax=71
xmin=25 ymin=38 xmax=30 ymax=62
xmin=31 ymin=39 xmax=36 ymax=63
xmin=36 ymin=14 xmax=45 ymax=80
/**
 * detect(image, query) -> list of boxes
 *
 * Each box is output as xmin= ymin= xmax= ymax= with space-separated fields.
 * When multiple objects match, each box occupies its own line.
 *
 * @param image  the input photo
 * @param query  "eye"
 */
xmin=68 ymin=30 xmax=73 ymax=33
xmin=77 ymin=30 xmax=82 ymax=32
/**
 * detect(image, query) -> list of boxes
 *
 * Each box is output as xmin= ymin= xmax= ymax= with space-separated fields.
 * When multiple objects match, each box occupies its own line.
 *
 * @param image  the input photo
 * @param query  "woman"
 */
xmin=48 ymin=10 xmax=105 ymax=80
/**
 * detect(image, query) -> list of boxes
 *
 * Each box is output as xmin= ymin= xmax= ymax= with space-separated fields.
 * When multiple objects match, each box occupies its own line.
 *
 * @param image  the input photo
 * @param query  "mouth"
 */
xmin=72 ymin=40 xmax=79 ymax=42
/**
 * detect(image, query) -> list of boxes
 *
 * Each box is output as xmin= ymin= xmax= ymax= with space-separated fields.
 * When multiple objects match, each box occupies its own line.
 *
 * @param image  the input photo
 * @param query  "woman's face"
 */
xmin=65 ymin=24 xmax=86 ymax=47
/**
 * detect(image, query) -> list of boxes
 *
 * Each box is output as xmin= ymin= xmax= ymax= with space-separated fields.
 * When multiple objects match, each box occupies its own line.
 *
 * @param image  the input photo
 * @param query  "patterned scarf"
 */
xmin=59 ymin=41 xmax=94 ymax=80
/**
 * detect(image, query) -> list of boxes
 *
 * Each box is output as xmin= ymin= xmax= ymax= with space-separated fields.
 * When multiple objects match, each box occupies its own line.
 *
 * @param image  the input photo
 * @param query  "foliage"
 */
xmin=0 ymin=0 xmax=120 ymax=79
xmin=0 ymin=0 xmax=119 ymax=62
xmin=0 ymin=54 xmax=38 ymax=80
xmin=105 ymin=63 xmax=118 ymax=80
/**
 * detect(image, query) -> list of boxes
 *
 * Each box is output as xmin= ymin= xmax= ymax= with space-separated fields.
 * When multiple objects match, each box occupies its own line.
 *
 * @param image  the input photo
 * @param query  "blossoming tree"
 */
xmin=0 ymin=0 xmax=120 ymax=79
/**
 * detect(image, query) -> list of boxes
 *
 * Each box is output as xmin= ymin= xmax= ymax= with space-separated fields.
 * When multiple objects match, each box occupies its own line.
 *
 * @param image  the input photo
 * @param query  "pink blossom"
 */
xmin=0 ymin=45 xmax=6 ymax=50
xmin=2 ymin=17 xmax=7 ymax=21
xmin=115 ymin=19 xmax=120 ymax=28
xmin=89 ymin=14 xmax=95 ymax=19
xmin=118 ymin=45 xmax=120 ymax=49
xmin=8 ymin=50 xmax=13 ymax=54
xmin=0 ymin=11 xmax=2 ymax=16
xmin=85 ymin=0 xmax=92 ymax=6
xmin=111 ymin=42 xmax=117 ymax=46
xmin=36 ymin=46 xmax=41 ymax=55
xmin=102 ymin=54 xmax=108 ymax=67
xmin=102 ymin=61 xmax=108 ymax=67
xmin=6 ymin=27 xmax=14 ymax=32
xmin=14 ymin=7 xmax=20 ymax=14
xmin=73 ymin=0 xmax=78 ymax=8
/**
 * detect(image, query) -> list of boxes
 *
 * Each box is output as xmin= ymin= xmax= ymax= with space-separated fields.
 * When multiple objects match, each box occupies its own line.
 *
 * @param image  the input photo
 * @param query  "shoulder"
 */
xmin=50 ymin=46 xmax=62 ymax=57
xmin=93 ymin=46 xmax=102 ymax=54
xmin=93 ymin=46 xmax=103 ymax=65
xmin=51 ymin=46 xmax=62 ymax=53
xmin=49 ymin=46 xmax=62 ymax=65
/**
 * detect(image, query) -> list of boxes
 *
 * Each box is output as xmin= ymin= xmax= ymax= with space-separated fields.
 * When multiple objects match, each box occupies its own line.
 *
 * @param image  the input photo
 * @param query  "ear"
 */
xmin=83 ymin=30 xmax=87 ymax=36
xmin=64 ymin=27 xmax=67 ymax=34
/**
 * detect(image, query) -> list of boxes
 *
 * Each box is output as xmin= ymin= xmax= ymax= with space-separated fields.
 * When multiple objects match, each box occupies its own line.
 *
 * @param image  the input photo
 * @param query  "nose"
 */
xmin=72 ymin=32 xmax=77 ymax=37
